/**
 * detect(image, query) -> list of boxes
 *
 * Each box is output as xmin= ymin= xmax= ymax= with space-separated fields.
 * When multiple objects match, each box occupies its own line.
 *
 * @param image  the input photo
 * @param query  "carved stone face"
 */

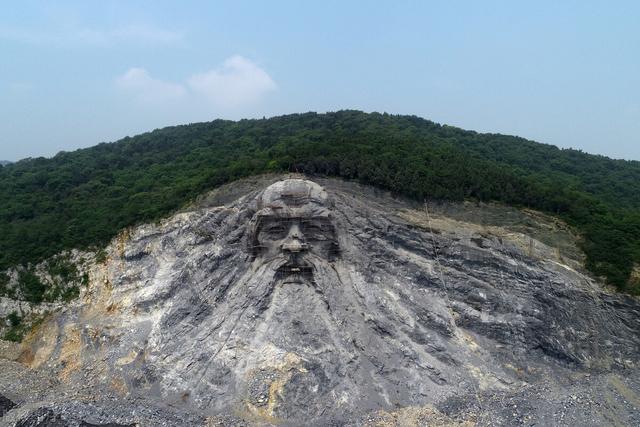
xmin=250 ymin=179 xmax=339 ymax=282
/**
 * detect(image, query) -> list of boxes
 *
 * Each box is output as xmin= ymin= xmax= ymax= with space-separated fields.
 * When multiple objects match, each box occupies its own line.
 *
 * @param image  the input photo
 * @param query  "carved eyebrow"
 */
xmin=255 ymin=216 xmax=335 ymax=234
xmin=299 ymin=217 xmax=333 ymax=223
xmin=301 ymin=221 xmax=333 ymax=229
xmin=263 ymin=223 xmax=287 ymax=231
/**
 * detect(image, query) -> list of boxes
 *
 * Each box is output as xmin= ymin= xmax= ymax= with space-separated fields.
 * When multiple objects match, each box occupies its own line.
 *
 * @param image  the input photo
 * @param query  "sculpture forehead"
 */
xmin=256 ymin=179 xmax=332 ymax=218
xmin=258 ymin=179 xmax=329 ymax=208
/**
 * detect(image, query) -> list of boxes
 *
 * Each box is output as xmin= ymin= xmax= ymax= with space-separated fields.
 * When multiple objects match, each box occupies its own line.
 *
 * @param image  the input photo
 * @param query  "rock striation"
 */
xmin=2 ymin=175 xmax=640 ymax=426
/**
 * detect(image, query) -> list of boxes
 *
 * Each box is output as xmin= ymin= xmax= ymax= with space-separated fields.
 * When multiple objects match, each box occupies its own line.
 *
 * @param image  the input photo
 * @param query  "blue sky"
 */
xmin=1 ymin=1 xmax=639 ymax=161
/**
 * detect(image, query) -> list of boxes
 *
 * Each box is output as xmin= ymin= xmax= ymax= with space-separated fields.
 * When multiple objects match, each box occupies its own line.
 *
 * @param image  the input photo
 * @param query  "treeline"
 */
xmin=0 ymin=111 xmax=638 ymax=293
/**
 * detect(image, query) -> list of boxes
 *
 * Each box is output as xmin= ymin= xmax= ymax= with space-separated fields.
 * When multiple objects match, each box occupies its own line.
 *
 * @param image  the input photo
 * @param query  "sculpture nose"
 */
xmin=282 ymin=224 xmax=308 ymax=253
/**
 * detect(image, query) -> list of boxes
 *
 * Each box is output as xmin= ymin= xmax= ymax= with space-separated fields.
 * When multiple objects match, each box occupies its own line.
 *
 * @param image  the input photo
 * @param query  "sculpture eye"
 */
xmin=260 ymin=222 xmax=291 ymax=238
xmin=302 ymin=222 xmax=333 ymax=240
xmin=266 ymin=225 xmax=286 ymax=234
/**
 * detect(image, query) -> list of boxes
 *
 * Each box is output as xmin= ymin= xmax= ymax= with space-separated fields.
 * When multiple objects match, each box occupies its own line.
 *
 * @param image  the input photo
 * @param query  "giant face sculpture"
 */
xmin=249 ymin=179 xmax=339 ymax=283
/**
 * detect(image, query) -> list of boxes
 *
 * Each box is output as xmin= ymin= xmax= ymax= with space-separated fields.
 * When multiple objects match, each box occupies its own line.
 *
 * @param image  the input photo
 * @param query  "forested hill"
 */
xmin=1 ymin=111 xmax=639 ymax=293
xmin=0 ymin=161 xmax=11 ymax=167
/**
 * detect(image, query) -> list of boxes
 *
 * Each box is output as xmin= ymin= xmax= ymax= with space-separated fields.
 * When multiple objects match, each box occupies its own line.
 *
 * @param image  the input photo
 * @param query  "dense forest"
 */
xmin=1 ymin=111 xmax=639 ymax=294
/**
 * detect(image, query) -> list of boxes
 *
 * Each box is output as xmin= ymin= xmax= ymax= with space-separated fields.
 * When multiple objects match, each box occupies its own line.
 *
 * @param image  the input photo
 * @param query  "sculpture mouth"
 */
xmin=275 ymin=262 xmax=314 ymax=283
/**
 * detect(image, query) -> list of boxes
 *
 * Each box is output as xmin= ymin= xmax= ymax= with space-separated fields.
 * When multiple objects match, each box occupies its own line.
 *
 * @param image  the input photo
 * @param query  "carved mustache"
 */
xmin=267 ymin=252 xmax=327 ymax=274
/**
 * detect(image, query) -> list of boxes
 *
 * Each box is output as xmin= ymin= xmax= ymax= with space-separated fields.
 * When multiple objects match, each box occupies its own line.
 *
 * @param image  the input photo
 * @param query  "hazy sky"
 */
xmin=1 ymin=1 xmax=639 ymax=161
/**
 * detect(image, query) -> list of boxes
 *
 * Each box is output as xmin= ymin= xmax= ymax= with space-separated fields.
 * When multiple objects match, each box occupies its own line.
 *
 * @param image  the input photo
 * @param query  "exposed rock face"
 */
xmin=4 ymin=176 xmax=640 ymax=425
xmin=0 ymin=393 xmax=15 ymax=416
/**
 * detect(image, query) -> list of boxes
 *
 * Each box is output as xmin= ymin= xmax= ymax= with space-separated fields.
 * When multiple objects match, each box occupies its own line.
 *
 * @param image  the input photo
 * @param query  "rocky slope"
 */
xmin=1 ymin=175 xmax=639 ymax=426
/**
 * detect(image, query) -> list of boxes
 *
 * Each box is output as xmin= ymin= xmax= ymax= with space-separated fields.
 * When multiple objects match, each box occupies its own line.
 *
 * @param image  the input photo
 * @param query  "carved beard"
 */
xmin=156 ymin=254 xmax=348 ymax=402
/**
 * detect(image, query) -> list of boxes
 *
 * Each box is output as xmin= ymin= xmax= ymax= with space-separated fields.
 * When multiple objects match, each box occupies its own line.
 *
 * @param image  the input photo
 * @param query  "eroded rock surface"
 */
xmin=3 ymin=175 xmax=640 ymax=426
xmin=0 ymin=394 xmax=15 ymax=417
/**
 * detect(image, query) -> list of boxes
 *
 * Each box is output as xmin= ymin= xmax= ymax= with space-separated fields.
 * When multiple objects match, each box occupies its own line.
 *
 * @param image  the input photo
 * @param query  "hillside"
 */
xmin=0 ymin=110 xmax=639 ymax=293
xmin=2 ymin=176 xmax=639 ymax=425
xmin=0 ymin=161 xmax=12 ymax=167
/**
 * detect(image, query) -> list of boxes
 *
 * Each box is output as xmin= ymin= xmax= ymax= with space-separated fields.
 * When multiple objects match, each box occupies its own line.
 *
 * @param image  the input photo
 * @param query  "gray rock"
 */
xmin=14 ymin=408 xmax=65 ymax=427
xmin=6 ymin=175 xmax=640 ymax=426
xmin=0 ymin=393 xmax=16 ymax=417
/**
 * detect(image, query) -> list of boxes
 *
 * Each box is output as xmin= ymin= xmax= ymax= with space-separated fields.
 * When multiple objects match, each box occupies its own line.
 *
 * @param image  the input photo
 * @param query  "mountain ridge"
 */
xmin=0 ymin=110 xmax=638 ymax=293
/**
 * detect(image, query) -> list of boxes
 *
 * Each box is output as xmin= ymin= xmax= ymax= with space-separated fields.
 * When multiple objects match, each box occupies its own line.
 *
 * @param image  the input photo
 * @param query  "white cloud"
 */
xmin=116 ymin=56 xmax=276 ymax=111
xmin=187 ymin=56 xmax=277 ymax=107
xmin=116 ymin=68 xmax=186 ymax=105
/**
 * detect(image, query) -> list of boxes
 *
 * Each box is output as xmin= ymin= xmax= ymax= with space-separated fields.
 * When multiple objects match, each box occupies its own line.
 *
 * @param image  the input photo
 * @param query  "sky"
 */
xmin=1 ymin=1 xmax=639 ymax=161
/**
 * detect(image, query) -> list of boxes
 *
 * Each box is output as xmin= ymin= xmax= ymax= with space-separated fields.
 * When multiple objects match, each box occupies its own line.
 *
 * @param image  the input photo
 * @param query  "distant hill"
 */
xmin=0 ymin=111 xmax=638 ymax=292
xmin=0 ymin=161 xmax=11 ymax=167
